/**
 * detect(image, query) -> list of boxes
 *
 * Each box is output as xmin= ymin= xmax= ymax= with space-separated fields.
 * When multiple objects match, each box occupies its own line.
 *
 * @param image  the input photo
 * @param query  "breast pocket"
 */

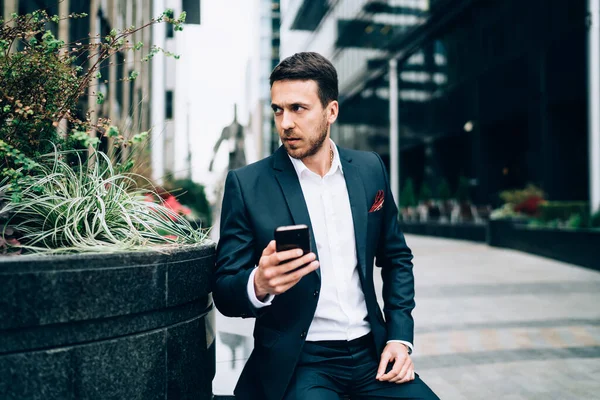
xmin=367 ymin=209 xmax=384 ymax=223
xmin=367 ymin=210 xmax=383 ymax=247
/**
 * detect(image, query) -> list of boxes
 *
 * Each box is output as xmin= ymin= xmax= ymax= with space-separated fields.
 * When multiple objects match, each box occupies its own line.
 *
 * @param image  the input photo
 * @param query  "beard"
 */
xmin=283 ymin=113 xmax=329 ymax=160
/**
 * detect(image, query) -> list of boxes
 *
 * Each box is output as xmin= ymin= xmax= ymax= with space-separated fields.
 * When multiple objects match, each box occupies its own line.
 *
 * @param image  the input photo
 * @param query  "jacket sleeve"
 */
xmin=212 ymin=170 xmax=266 ymax=319
xmin=372 ymin=153 xmax=416 ymax=345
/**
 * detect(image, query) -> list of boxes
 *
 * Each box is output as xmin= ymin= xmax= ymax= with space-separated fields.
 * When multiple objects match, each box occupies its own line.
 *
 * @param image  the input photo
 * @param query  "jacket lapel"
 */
xmin=272 ymin=147 xmax=320 ymax=278
xmin=339 ymin=148 xmax=368 ymax=278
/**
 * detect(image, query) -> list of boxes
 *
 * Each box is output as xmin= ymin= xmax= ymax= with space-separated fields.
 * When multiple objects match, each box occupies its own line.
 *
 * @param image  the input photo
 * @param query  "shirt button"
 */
xmin=313 ymin=290 xmax=319 ymax=297
xmin=300 ymin=331 xmax=307 ymax=339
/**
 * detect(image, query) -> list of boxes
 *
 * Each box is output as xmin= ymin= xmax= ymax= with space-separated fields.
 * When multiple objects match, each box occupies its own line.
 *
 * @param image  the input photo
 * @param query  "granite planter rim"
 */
xmin=0 ymin=241 xmax=216 ymax=272
xmin=512 ymin=225 xmax=600 ymax=234
xmin=1 ymin=240 xmax=217 ymax=399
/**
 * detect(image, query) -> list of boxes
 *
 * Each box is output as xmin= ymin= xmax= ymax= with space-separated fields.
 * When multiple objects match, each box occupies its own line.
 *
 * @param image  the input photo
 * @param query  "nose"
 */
xmin=281 ymin=110 xmax=294 ymax=130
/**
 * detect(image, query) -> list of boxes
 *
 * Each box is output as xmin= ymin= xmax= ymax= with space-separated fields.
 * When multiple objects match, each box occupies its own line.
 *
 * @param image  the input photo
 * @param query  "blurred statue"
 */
xmin=218 ymin=332 xmax=245 ymax=369
xmin=209 ymin=104 xmax=246 ymax=172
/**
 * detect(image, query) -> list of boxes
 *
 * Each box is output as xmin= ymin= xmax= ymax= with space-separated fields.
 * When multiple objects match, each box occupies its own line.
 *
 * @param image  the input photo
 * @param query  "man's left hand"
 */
xmin=376 ymin=342 xmax=415 ymax=384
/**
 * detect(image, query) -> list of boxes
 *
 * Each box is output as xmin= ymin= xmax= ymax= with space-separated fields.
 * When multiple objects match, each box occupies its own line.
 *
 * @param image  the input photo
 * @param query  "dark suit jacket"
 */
xmin=213 ymin=145 xmax=415 ymax=400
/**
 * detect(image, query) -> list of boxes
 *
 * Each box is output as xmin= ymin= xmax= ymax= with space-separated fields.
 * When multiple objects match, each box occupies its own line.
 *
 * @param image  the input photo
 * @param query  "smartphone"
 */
xmin=274 ymin=224 xmax=311 ymax=258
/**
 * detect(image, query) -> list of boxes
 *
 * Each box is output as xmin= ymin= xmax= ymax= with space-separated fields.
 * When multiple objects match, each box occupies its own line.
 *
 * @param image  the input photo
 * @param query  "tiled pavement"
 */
xmin=212 ymin=235 xmax=600 ymax=399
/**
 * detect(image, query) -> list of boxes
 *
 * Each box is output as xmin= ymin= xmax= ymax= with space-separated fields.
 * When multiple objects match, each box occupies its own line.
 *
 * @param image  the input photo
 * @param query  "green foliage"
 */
xmin=0 ymin=150 xmax=208 ymax=254
xmin=0 ymin=9 xmax=206 ymax=254
xmin=160 ymin=9 xmax=186 ymax=30
xmin=107 ymin=126 xmax=119 ymax=138
xmin=418 ymin=182 xmax=433 ymax=202
xmin=526 ymin=218 xmax=563 ymax=229
xmin=0 ymin=30 xmax=77 ymax=163
xmin=490 ymin=203 xmax=526 ymax=221
xmin=527 ymin=218 xmax=547 ymax=228
xmin=520 ymin=202 xmax=598 ymax=229
xmin=131 ymin=131 xmax=149 ymax=143
xmin=0 ymin=9 xmax=187 ymax=185
xmin=566 ymin=214 xmax=583 ymax=229
xmin=539 ymin=202 xmax=589 ymax=225
xmin=399 ymin=178 xmax=417 ymax=208
xmin=0 ymin=140 xmax=40 ymax=198
xmin=164 ymin=178 xmax=212 ymax=227
xmin=437 ymin=178 xmax=451 ymax=201
xmin=0 ymin=140 xmax=39 ymax=173
xmin=499 ymin=184 xmax=545 ymax=205
xmin=491 ymin=183 xmax=546 ymax=221
xmin=71 ymin=131 xmax=99 ymax=148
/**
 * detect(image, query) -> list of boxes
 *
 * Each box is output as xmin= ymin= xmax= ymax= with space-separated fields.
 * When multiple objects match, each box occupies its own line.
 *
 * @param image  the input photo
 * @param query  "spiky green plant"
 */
xmin=0 ymin=150 xmax=209 ymax=254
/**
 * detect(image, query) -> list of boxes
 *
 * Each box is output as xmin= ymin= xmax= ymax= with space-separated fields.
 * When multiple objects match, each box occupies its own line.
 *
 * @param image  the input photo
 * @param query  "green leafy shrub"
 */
xmin=0 ymin=9 xmax=185 ymax=186
xmin=566 ymin=214 xmax=584 ymax=229
xmin=539 ymin=202 xmax=589 ymax=225
xmin=491 ymin=183 xmax=545 ymax=220
xmin=499 ymin=184 xmax=545 ymax=205
xmin=527 ymin=219 xmax=547 ymax=228
xmin=399 ymin=178 xmax=417 ymax=208
xmin=437 ymin=178 xmax=451 ymax=201
xmin=490 ymin=203 xmax=529 ymax=220
xmin=0 ymin=34 xmax=77 ymax=158
xmin=0 ymin=9 xmax=207 ymax=255
xmin=418 ymin=182 xmax=433 ymax=203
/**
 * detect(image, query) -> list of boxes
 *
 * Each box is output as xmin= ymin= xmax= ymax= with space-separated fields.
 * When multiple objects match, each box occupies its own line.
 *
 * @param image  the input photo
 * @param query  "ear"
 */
xmin=326 ymin=100 xmax=339 ymax=124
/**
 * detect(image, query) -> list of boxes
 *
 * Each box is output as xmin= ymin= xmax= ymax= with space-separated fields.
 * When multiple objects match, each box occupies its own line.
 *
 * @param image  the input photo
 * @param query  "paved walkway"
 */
xmin=212 ymin=235 xmax=600 ymax=399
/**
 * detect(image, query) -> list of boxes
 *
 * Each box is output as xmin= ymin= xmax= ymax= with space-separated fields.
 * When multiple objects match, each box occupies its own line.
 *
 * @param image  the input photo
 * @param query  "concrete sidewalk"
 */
xmin=213 ymin=235 xmax=600 ymax=399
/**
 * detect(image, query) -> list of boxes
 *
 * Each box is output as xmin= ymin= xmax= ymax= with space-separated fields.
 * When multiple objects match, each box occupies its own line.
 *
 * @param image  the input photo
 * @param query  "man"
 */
xmin=213 ymin=52 xmax=439 ymax=400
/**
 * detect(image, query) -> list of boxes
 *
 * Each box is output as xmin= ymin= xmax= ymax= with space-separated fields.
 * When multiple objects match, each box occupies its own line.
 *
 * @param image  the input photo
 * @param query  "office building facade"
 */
xmin=1 ymin=0 xmax=201 ymax=184
xmin=282 ymin=0 xmax=596 ymax=210
xmin=249 ymin=0 xmax=281 ymax=160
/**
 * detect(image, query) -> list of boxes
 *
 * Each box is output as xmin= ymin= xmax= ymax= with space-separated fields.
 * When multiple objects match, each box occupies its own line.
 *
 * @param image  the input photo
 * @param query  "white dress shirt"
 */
xmin=247 ymin=140 xmax=413 ymax=351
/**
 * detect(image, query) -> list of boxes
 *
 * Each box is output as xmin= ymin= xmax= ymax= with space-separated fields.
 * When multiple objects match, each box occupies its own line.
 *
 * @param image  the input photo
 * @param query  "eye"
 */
xmin=292 ymin=105 xmax=304 ymax=112
xmin=272 ymin=106 xmax=282 ymax=115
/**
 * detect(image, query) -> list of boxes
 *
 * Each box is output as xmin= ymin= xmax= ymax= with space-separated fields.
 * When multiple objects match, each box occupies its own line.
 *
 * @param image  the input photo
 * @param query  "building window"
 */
xmin=166 ymin=90 xmax=174 ymax=119
xmin=166 ymin=24 xmax=174 ymax=38
xmin=182 ymin=0 xmax=201 ymax=24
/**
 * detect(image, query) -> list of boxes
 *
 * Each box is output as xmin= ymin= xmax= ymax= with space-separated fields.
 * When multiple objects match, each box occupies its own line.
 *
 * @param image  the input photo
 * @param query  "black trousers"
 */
xmin=283 ymin=334 xmax=439 ymax=400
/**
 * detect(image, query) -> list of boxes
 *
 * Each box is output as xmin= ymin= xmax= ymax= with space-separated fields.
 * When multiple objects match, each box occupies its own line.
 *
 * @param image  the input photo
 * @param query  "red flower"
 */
xmin=144 ymin=193 xmax=190 ymax=222
xmin=514 ymin=196 xmax=544 ymax=216
xmin=164 ymin=195 xmax=191 ymax=216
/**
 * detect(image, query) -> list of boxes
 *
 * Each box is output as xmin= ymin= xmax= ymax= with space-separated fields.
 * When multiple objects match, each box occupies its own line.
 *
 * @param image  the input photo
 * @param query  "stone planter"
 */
xmin=0 ymin=243 xmax=216 ymax=400
xmin=487 ymin=220 xmax=600 ymax=272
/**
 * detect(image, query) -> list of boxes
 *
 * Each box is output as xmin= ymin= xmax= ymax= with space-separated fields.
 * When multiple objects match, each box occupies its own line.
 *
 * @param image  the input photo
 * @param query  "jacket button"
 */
xmin=300 ymin=331 xmax=307 ymax=339
xmin=313 ymin=290 xmax=319 ymax=297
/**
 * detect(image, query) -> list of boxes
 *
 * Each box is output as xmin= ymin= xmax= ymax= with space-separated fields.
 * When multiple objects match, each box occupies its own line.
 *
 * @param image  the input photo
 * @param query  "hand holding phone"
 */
xmin=253 ymin=225 xmax=319 ymax=299
xmin=274 ymin=224 xmax=311 ymax=257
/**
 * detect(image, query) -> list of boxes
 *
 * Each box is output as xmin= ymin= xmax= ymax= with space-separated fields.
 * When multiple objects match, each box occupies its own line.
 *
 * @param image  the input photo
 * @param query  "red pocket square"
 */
xmin=369 ymin=190 xmax=385 ymax=212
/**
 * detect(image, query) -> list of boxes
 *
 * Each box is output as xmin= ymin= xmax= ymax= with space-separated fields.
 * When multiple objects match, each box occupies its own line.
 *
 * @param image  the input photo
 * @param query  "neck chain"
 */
xmin=329 ymin=147 xmax=334 ymax=169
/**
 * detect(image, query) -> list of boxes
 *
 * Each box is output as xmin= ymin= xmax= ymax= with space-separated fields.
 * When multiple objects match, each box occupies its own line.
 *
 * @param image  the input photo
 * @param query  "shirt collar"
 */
xmin=288 ymin=139 xmax=343 ymax=179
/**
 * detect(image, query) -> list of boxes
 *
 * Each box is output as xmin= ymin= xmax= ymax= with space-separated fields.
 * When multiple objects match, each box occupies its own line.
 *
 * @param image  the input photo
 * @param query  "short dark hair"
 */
xmin=269 ymin=52 xmax=338 ymax=107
